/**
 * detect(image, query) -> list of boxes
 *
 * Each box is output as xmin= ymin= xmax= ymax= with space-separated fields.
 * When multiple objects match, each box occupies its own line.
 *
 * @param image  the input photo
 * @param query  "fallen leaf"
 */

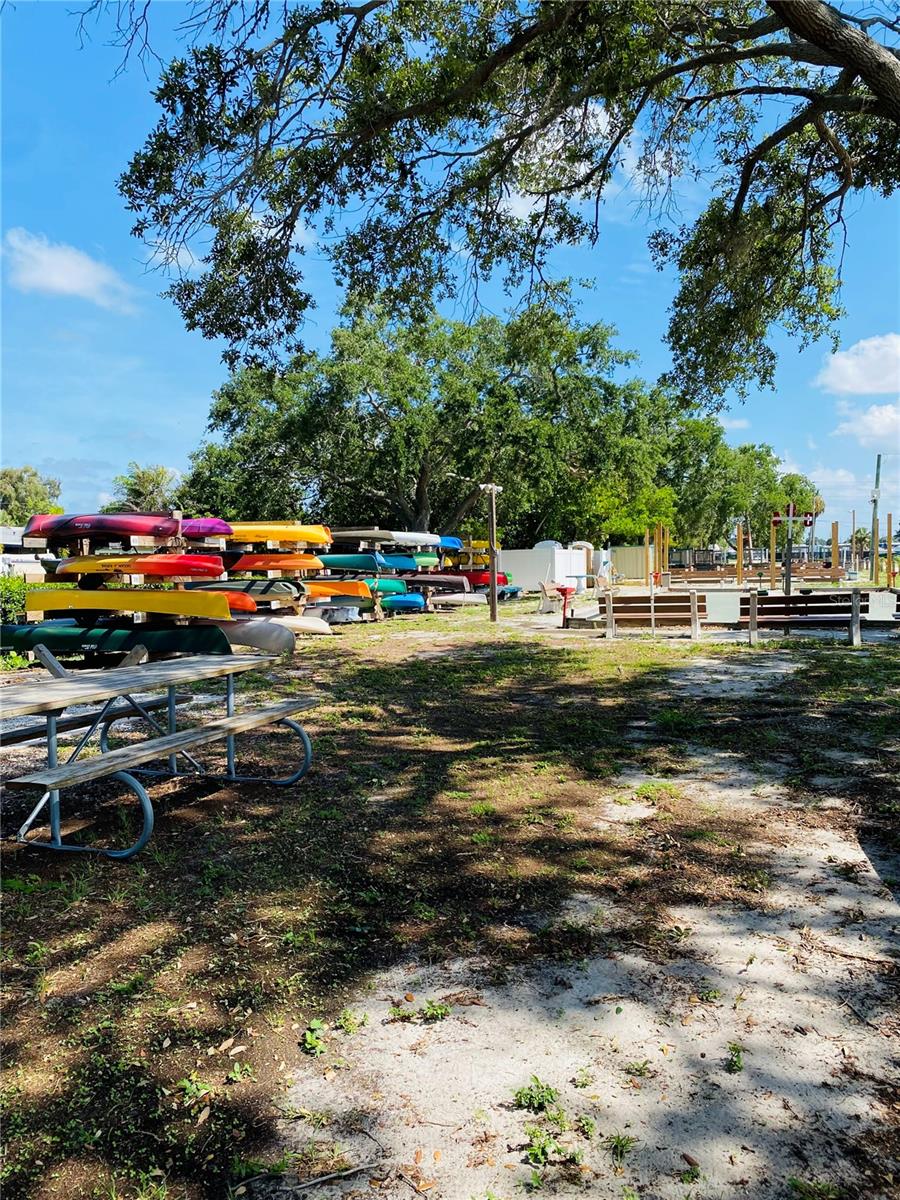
xmin=415 ymin=1149 xmax=423 ymax=1165
xmin=433 ymin=1150 xmax=441 ymax=1163
xmin=197 ymin=1106 xmax=211 ymax=1126
xmin=218 ymin=1036 xmax=235 ymax=1052
xmin=228 ymin=1045 xmax=248 ymax=1057
xmin=162 ymin=1037 xmax=171 ymax=1049
xmin=404 ymin=993 xmax=415 ymax=1003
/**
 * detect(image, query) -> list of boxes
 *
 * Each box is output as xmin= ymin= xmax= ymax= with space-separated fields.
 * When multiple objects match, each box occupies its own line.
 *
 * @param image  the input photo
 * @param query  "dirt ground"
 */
xmin=1 ymin=607 xmax=898 ymax=1200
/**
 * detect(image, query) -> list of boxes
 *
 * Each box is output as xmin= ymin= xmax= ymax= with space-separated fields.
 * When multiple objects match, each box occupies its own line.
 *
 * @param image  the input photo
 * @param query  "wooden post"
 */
xmin=888 ymin=512 xmax=894 ymax=586
xmin=604 ymin=591 xmax=615 ymax=640
xmin=689 ymin=590 xmax=700 ymax=641
xmin=850 ymin=589 xmax=861 ymax=647
xmin=831 ymin=521 xmax=839 ymax=582
xmin=748 ymin=590 xmax=758 ymax=646
xmin=769 ymin=519 xmax=777 ymax=590
xmin=643 ymin=529 xmax=650 ymax=586
xmin=736 ymin=523 xmax=744 ymax=587
xmin=850 ymin=508 xmax=856 ymax=571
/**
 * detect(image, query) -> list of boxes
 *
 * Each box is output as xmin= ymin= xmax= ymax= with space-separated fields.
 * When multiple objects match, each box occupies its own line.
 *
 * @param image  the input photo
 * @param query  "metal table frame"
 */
xmin=3 ymin=653 xmax=312 ymax=860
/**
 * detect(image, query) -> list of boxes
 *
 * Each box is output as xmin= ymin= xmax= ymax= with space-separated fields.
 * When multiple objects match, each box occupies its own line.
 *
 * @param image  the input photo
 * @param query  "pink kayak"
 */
xmin=24 ymin=513 xmax=180 ymax=539
xmin=182 ymin=517 xmax=233 ymax=538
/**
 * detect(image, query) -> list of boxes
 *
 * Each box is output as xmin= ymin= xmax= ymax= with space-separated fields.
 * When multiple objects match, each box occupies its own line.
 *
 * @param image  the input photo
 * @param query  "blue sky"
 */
xmin=2 ymin=3 xmax=898 ymax=535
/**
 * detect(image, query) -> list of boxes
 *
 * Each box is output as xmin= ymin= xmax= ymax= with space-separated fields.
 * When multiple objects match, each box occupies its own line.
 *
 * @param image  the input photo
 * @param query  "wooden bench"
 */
xmin=738 ymin=591 xmax=866 ymax=646
xmin=566 ymin=591 xmax=707 ymax=639
xmin=2 ymin=693 xmax=190 ymax=748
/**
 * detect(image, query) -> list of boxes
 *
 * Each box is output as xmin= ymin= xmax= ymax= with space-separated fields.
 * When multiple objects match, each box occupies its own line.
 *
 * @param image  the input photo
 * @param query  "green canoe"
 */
xmin=364 ymin=577 xmax=407 ymax=595
xmin=0 ymin=622 xmax=232 ymax=657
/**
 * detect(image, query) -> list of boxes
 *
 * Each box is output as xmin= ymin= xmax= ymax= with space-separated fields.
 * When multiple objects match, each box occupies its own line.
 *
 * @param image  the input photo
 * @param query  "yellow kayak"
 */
xmin=227 ymin=522 xmax=332 ymax=545
xmin=300 ymin=580 xmax=372 ymax=600
xmin=26 ymin=588 xmax=233 ymax=620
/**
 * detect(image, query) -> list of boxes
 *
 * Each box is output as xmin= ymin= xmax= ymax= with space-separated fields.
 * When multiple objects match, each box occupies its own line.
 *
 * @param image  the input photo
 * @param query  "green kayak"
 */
xmin=0 ymin=622 xmax=232 ymax=657
xmin=364 ymin=577 xmax=407 ymax=595
xmin=413 ymin=553 xmax=440 ymax=568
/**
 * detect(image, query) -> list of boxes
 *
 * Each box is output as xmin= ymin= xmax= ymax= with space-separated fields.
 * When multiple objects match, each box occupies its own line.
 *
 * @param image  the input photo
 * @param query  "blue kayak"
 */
xmin=439 ymin=535 xmax=463 ymax=551
xmin=319 ymin=553 xmax=387 ymax=572
xmin=381 ymin=554 xmax=419 ymax=572
xmin=382 ymin=593 xmax=426 ymax=613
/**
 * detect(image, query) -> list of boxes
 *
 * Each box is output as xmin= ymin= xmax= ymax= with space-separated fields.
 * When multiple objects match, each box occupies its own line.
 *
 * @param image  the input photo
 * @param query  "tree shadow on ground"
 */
xmin=0 ymin=634 xmax=897 ymax=1197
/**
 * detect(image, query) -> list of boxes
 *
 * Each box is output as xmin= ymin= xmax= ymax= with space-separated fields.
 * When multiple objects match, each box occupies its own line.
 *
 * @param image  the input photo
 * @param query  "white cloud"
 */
xmin=832 ymin=399 xmax=900 ymax=448
xmin=720 ymin=415 xmax=750 ymax=430
xmin=815 ymin=333 xmax=900 ymax=395
xmin=809 ymin=465 xmax=859 ymax=501
xmin=3 ymin=227 xmax=136 ymax=313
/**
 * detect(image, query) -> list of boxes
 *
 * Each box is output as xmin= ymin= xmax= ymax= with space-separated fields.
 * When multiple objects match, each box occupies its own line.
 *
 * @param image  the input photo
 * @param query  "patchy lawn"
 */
xmin=1 ymin=611 xmax=897 ymax=1199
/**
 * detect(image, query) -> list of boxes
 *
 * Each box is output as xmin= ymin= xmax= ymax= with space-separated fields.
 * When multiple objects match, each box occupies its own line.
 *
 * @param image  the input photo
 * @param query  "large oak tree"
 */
xmin=89 ymin=1 xmax=900 ymax=396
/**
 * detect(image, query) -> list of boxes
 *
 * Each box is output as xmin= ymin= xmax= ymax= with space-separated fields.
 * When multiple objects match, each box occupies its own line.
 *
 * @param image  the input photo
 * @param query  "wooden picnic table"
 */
xmin=1 ymin=654 xmax=317 ymax=859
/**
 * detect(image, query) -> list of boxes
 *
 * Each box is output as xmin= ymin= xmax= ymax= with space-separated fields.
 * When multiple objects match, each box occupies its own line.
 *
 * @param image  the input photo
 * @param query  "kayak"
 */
xmin=310 ymin=595 xmax=375 ymax=611
xmin=413 ymin=554 xmax=440 ymax=569
xmin=182 ymin=518 xmax=233 ymax=538
xmin=188 ymin=579 xmax=302 ymax=601
xmin=439 ymin=536 xmax=463 ymax=551
xmin=381 ymin=554 xmax=418 ymax=572
xmin=205 ymin=618 xmax=296 ymax=654
xmin=51 ymin=554 xmax=225 ymax=578
xmin=0 ymin=621 xmax=232 ymax=656
xmin=402 ymin=573 xmax=471 ymax=592
xmin=432 ymin=593 xmax=488 ymax=606
xmin=318 ymin=553 xmax=388 ymax=572
xmin=26 ymin=588 xmax=235 ymax=621
xmin=363 ymin=577 xmax=407 ymax=595
xmin=224 ymin=552 xmax=324 ymax=572
xmin=23 ymin=513 xmax=180 ymax=540
xmin=382 ymin=593 xmax=427 ymax=613
xmin=451 ymin=569 xmax=509 ymax=587
xmin=276 ymin=614 xmax=333 ymax=637
xmin=301 ymin=579 xmax=371 ymax=600
xmin=227 ymin=522 xmax=331 ymax=545
xmin=330 ymin=528 xmax=442 ymax=547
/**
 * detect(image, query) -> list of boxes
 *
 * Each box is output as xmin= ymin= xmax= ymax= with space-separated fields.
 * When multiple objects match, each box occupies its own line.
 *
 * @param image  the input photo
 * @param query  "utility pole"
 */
xmin=784 ymin=502 xmax=795 ymax=596
xmin=870 ymin=454 xmax=881 ymax=583
xmin=479 ymin=483 xmax=503 ymax=623
xmin=850 ymin=507 xmax=856 ymax=571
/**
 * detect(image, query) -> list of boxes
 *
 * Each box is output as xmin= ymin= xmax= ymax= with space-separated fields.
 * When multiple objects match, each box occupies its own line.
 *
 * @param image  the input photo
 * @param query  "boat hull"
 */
xmin=23 ymin=513 xmax=180 ymax=540
xmin=317 ymin=553 xmax=387 ymax=572
xmin=52 ymin=554 xmax=225 ymax=578
xmin=206 ymin=619 xmax=296 ymax=654
xmin=432 ymin=593 xmax=488 ymax=606
xmin=0 ymin=621 xmax=232 ymax=656
xmin=26 ymin=588 xmax=234 ymax=620
xmin=381 ymin=554 xmax=418 ymax=572
xmin=224 ymin=552 xmax=324 ymax=572
xmin=382 ymin=593 xmax=427 ymax=613
xmin=182 ymin=518 xmax=233 ymax=538
xmin=302 ymin=580 xmax=372 ymax=600
xmin=227 ymin=522 xmax=331 ymax=545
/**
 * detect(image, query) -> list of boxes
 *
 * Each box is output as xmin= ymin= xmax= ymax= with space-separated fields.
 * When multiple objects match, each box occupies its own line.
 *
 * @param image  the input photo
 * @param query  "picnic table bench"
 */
xmin=565 ymin=590 xmax=706 ymax=639
xmin=738 ymin=591 xmax=866 ymax=646
xmin=1 ymin=652 xmax=317 ymax=859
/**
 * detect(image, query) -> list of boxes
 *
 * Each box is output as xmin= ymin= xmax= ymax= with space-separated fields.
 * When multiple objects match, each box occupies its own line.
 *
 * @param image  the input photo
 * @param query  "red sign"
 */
xmin=772 ymin=511 xmax=783 ymax=526
xmin=803 ymin=512 xmax=814 ymax=527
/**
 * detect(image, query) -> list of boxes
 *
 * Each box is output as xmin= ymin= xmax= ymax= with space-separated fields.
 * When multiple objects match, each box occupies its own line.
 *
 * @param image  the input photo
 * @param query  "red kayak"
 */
xmin=24 ymin=513 xmax=180 ymax=539
xmin=215 ymin=590 xmax=258 ymax=613
xmin=450 ymin=569 xmax=509 ymax=587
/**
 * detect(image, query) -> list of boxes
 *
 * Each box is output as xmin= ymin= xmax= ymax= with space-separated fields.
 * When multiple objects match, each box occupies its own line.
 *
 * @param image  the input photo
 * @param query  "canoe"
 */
xmin=182 ymin=518 xmax=233 ymax=538
xmin=309 ymin=595 xmax=375 ymax=611
xmin=26 ymin=588 xmax=234 ymax=621
xmin=382 ymin=593 xmax=427 ymax=613
xmin=224 ymin=552 xmax=324 ymax=572
xmin=275 ymin=614 xmax=333 ymax=637
xmin=0 ymin=621 xmax=232 ymax=656
xmin=187 ymin=579 xmax=302 ymax=600
xmin=317 ymin=553 xmax=388 ymax=572
xmin=149 ymin=584 xmax=258 ymax=613
xmin=301 ymin=579 xmax=371 ymax=600
xmin=432 ymin=593 xmax=488 ymax=606
xmin=206 ymin=619 xmax=296 ymax=654
xmin=52 ymin=554 xmax=225 ymax=578
xmin=330 ymin=528 xmax=442 ymax=547
xmin=413 ymin=554 xmax=440 ymax=569
xmin=23 ymin=513 xmax=180 ymax=540
xmin=227 ymin=522 xmax=331 ymax=545
xmin=439 ymin=536 xmax=463 ymax=551
xmin=381 ymin=554 xmax=418 ymax=572
xmin=451 ymin=569 xmax=509 ymax=587
xmin=400 ymin=573 xmax=471 ymax=592
xmin=363 ymin=577 xmax=407 ymax=595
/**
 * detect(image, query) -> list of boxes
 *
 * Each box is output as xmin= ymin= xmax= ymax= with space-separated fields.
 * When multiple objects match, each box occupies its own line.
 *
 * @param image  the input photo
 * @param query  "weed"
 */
xmin=545 ymin=1105 xmax=569 ymax=1132
xmin=225 ymin=1061 xmax=255 ymax=1083
xmin=336 ymin=1009 xmax=369 ymax=1035
xmin=787 ymin=1180 xmax=840 ymax=1199
xmin=725 ymin=1042 xmax=745 ymax=1074
xmin=621 ymin=1189 xmax=640 ymax=1200
xmin=411 ymin=901 xmax=437 ymax=920
xmin=605 ymin=1132 xmax=637 ymax=1166
xmin=421 ymin=999 xmax=452 ymax=1023
xmin=513 ymin=1076 xmax=559 ymax=1113
xmin=697 ymin=984 xmax=722 ymax=1002
xmin=471 ymin=830 xmax=496 ymax=846
xmin=470 ymin=802 xmax=497 ymax=817
xmin=573 ymin=1066 xmax=593 ymax=1089
xmin=623 ymin=1060 xmax=651 ymax=1078
xmin=523 ymin=1126 xmax=562 ymax=1166
xmin=388 ymin=1005 xmax=417 ymax=1023
xmin=576 ymin=1114 xmax=596 ymax=1139
xmin=634 ymin=782 xmax=680 ymax=801
xmin=302 ymin=1019 xmax=328 ymax=1056
xmin=679 ymin=1165 xmax=701 ymax=1183
xmin=175 ymin=1072 xmax=211 ymax=1107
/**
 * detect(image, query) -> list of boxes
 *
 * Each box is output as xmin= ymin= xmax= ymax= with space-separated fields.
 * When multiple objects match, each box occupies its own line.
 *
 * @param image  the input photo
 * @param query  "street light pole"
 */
xmin=870 ymin=453 xmax=882 ymax=583
xmin=479 ymin=483 xmax=503 ymax=623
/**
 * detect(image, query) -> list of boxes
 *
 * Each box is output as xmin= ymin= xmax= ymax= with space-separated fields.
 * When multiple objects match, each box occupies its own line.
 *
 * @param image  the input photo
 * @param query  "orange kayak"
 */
xmin=301 ymin=580 xmax=371 ymax=600
xmin=227 ymin=552 xmax=324 ymax=572
xmin=192 ymin=588 xmax=259 ymax=613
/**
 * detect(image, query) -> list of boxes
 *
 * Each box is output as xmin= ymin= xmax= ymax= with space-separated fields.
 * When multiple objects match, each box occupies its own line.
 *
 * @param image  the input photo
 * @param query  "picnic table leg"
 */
xmin=47 ymin=713 xmax=62 ymax=848
xmin=226 ymin=674 xmax=236 ymax=778
xmin=167 ymin=685 xmax=178 ymax=776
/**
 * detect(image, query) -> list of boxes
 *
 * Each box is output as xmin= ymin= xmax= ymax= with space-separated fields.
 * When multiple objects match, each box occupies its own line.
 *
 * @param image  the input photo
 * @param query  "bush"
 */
xmin=0 ymin=576 xmax=26 ymax=621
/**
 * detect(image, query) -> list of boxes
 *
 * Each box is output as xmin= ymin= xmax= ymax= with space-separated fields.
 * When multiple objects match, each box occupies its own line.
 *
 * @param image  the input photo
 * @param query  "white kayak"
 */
xmin=276 ymin=614 xmax=333 ymax=637
xmin=432 ymin=592 xmax=488 ymax=606
xmin=329 ymin=527 xmax=442 ymax=548
xmin=208 ymin=618 xmax=297 ymax=654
